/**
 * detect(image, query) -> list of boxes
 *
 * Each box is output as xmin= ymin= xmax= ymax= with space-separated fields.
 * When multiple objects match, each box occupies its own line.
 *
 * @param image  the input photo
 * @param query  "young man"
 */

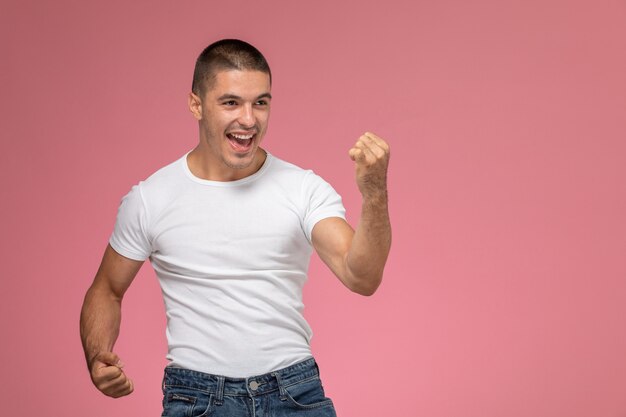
xmin=80 ymin=39 xmax=391 ymax=416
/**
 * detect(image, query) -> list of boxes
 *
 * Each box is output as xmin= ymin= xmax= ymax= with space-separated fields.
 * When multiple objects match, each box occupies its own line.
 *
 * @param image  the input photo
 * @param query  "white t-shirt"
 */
xmin=109 ymin=151 xmax=345 ymax=377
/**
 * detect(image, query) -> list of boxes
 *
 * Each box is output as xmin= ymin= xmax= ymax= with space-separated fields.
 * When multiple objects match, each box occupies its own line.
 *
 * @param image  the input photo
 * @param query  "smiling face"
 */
xmin=188 ymin=69 xmax=272 ymax=181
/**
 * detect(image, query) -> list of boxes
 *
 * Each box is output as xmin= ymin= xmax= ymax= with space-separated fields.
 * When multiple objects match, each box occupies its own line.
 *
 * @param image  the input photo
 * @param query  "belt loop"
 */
xmin=214 ymin=376 xmax=225 ymax=406
xmin=271 ymin=372 xmax=287 ymax=401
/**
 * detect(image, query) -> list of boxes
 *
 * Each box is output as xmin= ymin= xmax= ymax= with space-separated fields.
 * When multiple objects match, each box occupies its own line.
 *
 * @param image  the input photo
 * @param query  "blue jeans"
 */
xmin=161 ymin=357 xmax=337 ymax=417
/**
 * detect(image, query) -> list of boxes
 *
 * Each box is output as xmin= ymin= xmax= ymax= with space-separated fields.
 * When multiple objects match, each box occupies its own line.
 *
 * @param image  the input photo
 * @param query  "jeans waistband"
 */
xmin=163 ymin=357 xmax=319 ymax=397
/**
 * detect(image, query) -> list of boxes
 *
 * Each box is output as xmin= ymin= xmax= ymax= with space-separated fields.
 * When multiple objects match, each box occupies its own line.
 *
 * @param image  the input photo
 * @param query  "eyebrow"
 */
xmin=217 ymin=93 xmax=272 ymax=101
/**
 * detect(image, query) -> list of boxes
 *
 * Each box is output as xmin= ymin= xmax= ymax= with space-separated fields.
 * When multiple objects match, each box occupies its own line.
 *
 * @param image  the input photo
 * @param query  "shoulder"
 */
xmin=265 ymin=153 xmax=341 ymax=203
xmin=123 ymin=153 xmax=189 ymax=208
xmin=266 ymin=153 xmax=331 ymax=185
xmin=142 ymin=154 xmax=187 ymax=189
xmin=261 ymin=153 xmax=312 ymax=187
xmin=266 ymin=153 xmax=308 ymax=175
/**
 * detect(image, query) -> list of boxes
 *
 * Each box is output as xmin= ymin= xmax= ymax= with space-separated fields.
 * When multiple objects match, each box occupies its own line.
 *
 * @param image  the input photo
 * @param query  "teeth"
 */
xmin=230 ymin=133 xmax=254 ymax=140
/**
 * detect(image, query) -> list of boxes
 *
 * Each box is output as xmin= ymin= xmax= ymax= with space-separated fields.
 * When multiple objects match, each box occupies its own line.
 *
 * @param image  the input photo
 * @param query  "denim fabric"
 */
xmin=161 ymin=357 xmax=337 ymax=417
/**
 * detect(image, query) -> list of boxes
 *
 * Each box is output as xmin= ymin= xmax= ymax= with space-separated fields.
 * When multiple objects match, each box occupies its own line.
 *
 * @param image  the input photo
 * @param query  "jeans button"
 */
xmin=249 ymin=380 xmax=260 ymax=391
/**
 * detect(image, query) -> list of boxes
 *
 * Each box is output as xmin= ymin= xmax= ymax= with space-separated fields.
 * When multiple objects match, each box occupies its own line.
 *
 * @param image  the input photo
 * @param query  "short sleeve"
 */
xmin=109 ymin=184 xmax=152 ymax=261
xmin=301 ymin=171 xmax=346 ymax=243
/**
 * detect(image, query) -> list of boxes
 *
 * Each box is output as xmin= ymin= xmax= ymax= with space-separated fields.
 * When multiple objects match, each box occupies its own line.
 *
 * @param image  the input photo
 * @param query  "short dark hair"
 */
xmin=192 ymin=39 xmax=272 ymax=97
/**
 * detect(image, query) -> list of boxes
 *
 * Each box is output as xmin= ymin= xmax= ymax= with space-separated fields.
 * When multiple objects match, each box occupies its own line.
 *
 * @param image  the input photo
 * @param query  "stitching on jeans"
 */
xmin=277 ymin=369 xmax=319 ymax=386
xmin=196 ymin=394 xmax=214 ymax=417
xmin=284 ymin=391 xmax=333 ymax=409
xmin=282 ymin=376 xmax=333 ymax=409
xmin=282 ymin=375 xmax=320 ymax=389
xmin=165 ymin=383 xmax=270 ymax=398
xmin=164 ymin=384 xmax=212 ymax=394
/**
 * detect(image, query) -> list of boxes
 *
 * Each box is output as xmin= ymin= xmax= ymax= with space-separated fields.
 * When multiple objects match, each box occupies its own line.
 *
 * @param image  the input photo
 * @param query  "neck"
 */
xmin=186 ymin=147 xmax=267 ymax=182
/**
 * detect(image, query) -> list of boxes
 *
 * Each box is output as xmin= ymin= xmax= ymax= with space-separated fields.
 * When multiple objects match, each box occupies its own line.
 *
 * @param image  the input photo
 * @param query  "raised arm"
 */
xmin=312 ymin=132 xmax=391 ymax=296
xmin=80 ymin=244 xmax=143 ymax=397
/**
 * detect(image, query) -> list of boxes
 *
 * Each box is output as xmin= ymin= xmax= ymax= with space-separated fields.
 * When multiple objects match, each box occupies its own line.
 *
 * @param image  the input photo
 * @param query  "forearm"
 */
xmin=80 ymin=284 xmax=122 ymax=369
xmin=345 ymin=191 xmax=391 ymax=295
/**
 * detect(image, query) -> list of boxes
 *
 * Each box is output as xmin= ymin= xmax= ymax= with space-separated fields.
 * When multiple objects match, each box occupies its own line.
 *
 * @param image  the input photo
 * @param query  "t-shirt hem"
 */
xmin=164 ymin=354 xmax=316 ymax=378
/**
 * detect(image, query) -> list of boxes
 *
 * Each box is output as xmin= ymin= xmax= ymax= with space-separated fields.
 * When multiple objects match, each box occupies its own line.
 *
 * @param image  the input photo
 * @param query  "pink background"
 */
xmin=2 ymin=0 xmax=625 ymax=416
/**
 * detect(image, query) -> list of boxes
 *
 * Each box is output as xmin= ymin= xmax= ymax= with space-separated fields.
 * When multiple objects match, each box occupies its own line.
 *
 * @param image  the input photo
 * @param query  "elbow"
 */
xmin=342 ymin=257 xmax=386 ymax=296
xmin=346 ymin=274 xmax=382 ymax=296
xmin=353 ymin=286 xmax=378 ymax=297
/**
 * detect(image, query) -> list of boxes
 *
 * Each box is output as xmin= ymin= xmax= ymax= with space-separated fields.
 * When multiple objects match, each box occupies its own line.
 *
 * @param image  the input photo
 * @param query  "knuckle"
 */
xmin=103 ymin=368 xmax=121 ymax=380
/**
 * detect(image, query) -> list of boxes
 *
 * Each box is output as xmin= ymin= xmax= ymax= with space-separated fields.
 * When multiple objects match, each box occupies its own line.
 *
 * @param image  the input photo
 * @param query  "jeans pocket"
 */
xmin=161 ymin=387 xmax=213 ymax=417
xmin=283 ymin=377 xmax=334 ymax=410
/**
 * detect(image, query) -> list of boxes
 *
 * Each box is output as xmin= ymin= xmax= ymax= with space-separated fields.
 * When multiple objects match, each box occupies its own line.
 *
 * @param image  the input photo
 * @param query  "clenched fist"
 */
xmin=89 ymin=351 xmax=134 ymax=398
xmin=348 ymin=132 xmax=390 ymax=198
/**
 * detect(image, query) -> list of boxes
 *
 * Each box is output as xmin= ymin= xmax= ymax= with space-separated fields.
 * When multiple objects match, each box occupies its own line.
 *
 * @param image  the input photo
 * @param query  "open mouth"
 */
xmin=226 ymin=132 xmax=256 ymax=153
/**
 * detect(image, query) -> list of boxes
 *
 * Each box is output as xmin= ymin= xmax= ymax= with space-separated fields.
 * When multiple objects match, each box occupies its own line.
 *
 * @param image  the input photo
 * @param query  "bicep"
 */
xmin=91 ymin=244 xmax=144 ymax=300
xmin=311 ymin=217 xmax=354 ymax=285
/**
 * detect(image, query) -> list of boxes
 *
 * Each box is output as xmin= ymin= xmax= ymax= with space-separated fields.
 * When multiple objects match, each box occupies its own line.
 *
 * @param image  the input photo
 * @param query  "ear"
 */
xmin=188 ymin=92 xmax=203 ymax=120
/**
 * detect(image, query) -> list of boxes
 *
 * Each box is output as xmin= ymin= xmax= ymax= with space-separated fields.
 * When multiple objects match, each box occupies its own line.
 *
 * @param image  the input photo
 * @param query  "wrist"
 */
xmin=361 ymin=189 xmax=388 ymax=204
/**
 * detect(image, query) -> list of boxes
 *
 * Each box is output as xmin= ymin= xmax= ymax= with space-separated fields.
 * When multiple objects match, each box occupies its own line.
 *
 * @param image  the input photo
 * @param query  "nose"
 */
xmin=237 ymin=104 xmax=255 ymax=129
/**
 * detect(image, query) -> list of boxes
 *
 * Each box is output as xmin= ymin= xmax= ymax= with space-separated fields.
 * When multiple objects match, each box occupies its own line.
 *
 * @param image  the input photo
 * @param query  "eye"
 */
xmin=223 ymin=100 xmax=237 ymax=106
xmin=255 ymin=100 xmax=268 ymax=106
